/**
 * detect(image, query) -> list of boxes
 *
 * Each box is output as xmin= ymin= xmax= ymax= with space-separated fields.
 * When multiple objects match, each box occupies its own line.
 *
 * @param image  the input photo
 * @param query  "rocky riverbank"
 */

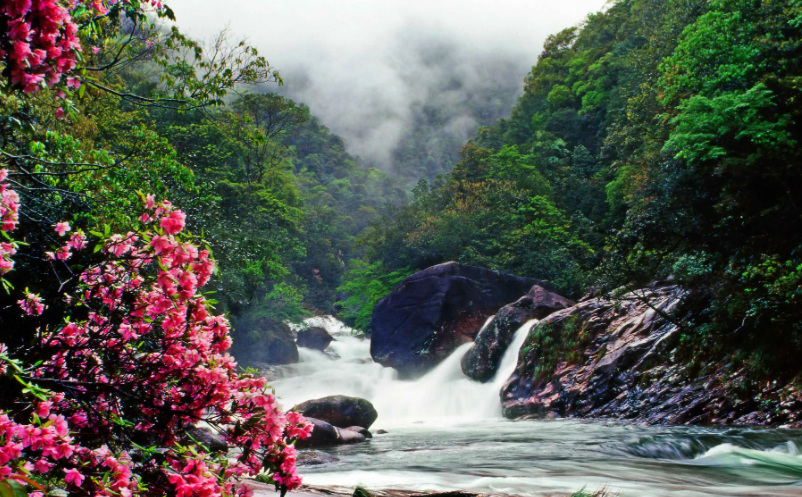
xmin=367 ymin=263 xmax=802 ymax=428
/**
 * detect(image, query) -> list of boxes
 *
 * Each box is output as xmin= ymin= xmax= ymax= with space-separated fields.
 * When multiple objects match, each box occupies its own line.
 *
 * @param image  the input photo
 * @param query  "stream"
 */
xmin=272 ymin=317 xmax=802 ymax=497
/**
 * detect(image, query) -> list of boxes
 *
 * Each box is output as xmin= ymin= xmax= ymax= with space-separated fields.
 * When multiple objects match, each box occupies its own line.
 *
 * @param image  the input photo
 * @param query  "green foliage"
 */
xmin=518 ymin=314 xmax=591 ymax=382
xmin=336 ymin=261 xmax=413 ymax=333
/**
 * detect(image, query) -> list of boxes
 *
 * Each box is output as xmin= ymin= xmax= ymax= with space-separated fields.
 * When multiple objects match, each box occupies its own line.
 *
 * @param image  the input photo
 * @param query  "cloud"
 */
xmin=166 ymin=0 xmax=608 ymax=170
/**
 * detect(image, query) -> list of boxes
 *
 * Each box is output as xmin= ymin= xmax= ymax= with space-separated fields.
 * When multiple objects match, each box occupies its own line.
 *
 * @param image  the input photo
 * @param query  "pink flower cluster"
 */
xmin=2 ymin=195 xmax=311 ymax=497
xmin=18 ymin=293 xmax=45 ymax=316
xmin=0 ymin=169 xmax=19 ymax=274
xmin=0 ymin=0 xmax=167 ymax=94
xmin=0 ymin=0 xmax=80 ymax=94
xmin=0 ymin=402 xmax=137 ymax=496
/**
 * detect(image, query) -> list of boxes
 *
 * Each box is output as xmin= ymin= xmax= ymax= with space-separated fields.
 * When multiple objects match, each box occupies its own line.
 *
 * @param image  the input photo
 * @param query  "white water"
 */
xmin=272 ymin=316 xmax=802 ymax=497
xmin=273 ymin=315 xmax=537 ymax=428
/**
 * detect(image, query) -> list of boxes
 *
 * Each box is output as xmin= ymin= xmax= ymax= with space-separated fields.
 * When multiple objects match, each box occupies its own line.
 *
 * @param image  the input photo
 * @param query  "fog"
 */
xmin=167 ymin=0 xmax=609 ymax=174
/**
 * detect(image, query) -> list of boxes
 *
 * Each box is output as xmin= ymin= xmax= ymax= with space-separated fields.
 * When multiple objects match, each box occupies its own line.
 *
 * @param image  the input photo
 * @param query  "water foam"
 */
xmin=272 ymin=315 xmax=536 ymax=428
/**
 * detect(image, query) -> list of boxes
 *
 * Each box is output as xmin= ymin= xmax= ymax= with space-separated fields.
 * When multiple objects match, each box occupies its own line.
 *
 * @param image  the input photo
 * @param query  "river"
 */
xmin=272 ymin=317 xmax=802 ymax=497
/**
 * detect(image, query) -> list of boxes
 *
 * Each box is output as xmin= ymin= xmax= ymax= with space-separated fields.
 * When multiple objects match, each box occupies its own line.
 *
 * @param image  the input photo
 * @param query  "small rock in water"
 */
xmin=335 ymin=427 xmax=367 ymax=444
xmin=375 ymin=429 xmax=388 ymax=435
xmin=353 ymin=487 xmax=375 ymax=497
xmin=297 ymin=326 xmax=335 ymax=351
xmin=344 ymin=426 xmax=372 ymax=438
xmin=296 ymin=451 xmax=339 ymax=466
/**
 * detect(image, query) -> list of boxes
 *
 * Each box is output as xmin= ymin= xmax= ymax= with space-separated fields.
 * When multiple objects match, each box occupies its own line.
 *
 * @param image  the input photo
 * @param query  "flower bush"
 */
xmin=0 ymin=0 xmax=166 ymax=94
xmin=0 ymin=169 xmax=311 ymax=497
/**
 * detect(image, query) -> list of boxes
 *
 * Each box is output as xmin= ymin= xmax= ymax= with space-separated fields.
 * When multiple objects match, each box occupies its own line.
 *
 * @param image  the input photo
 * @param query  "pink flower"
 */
xmin=19 ymin=293 xmax=45 ymax=315
xmin=66 ymin=77 xmax=80 ymax=89
xmin=55 ymin=107 xmax=65 ymax=119
xmin=54 ymin=221 xmax=71 ymax=236
xmin=64 ymin=468 xmax=84 ymax=486
xmin=160 ymin=210 xmax=186 ymax=235
xmin=0 ymin=169 xmax=7 ymax=182
xmin=36 ymin=401 xmax=52 ymax=418
xmin=34 ymin=459 xmax=53 ymax=473
xmin=91 ymin=46 xmax=100 ymax=54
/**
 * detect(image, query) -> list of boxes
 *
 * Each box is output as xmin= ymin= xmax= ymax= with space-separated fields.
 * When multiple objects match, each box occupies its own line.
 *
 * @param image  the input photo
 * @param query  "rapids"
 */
xmin=273 ymin=316 xmax=802 ymax=497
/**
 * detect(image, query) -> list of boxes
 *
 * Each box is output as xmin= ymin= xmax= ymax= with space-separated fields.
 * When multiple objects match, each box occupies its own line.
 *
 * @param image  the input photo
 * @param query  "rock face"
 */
xmin=296 ymin=326 xmax=335 ymax=351
xmin=501 ymin=285 xmax=685 ymax=421
xmin=370 ymin=262 xmax=542 ymax=376
xmin=498 ymin=284 xmax=802 ymax=426
xmin=296 ymin=395 xmax=378 ymax=429
xmin=461 ymin=285 xmax=575 ymax=382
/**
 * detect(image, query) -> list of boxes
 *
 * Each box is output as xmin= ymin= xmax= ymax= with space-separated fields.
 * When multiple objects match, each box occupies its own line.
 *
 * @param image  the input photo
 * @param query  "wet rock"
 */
xmin=353 ymin=487 xmax=375 ymax=497
xmin=495 ymin=285 xmax=802 ymax=427
xmin=297 ymin=326 xmax=335 ymax=351
xmin=296 ymin=451 xmax=340 ymax=466
xmin=343 ymin=426 xmax=372 ymax=438
xmin=184 ymin=426 xmax=229 ymax=453
xmin=375 ymin=429 xmax=388 ymax=434
xmin=462 ymin=285 xmax=574 ymax=382
xmin=296 ymin=395 xmax=378 ymax=429
xmin=335 ymin=427 xmax=367 ymax=444
xmin=232 ymin=319 xmax=298 ymax=365
xmin=294 ymin=417 xmax=369 ymax=448
xmin=370 ymin=262 xmax=543 ymax=376
xmin=295 ymin=417 xmax=340 ymax=448
xmin=500 ymin=286 xmax=685 ymax=423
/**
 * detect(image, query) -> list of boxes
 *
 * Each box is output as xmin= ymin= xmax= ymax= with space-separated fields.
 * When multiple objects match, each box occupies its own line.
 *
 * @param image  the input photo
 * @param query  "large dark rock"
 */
xmin=296 ymin=326 xmax=335 ymax=351
xmin=497 ymin=284 xmax=802 ymax=427
xmin=461 ymin=285 xmax=575 ymax=382
xmin=233 ymin=319 xmax=298 ymax=366
xmin=296 ymin=395 xmax=378 ymax=429
xmin=370 ymin=262 xmax=542 ymax=376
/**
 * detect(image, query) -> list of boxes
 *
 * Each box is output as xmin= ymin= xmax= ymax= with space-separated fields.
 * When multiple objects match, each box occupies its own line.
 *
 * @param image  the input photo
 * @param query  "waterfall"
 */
xmin=272 ymin=316 xmax=537 ymax=428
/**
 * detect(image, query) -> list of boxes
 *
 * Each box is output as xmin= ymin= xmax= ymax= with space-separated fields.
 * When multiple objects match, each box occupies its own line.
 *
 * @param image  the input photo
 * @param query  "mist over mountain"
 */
xmin=272 ymin=28 xmax=527 ymax=185
xmin=166 ymin=0 xmax=608 ymax=184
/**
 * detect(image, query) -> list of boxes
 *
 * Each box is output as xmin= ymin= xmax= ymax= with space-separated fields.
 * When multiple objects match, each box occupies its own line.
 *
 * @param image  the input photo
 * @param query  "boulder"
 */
xmin=370 ymin=262 xmax=543 ymax=376
xmin=335 ymin=427 xmax=367 ymax=444
xmin=461 ymin=285 xmax=575 ymax=382
xmin=296 ymin=326 xmax=335 ymax=351
xmin=232 ymin=319 xmax=298 ymax=366
xmin=184 ymin=426 xmax=228 ymax=453
xmin=295 ymin=417 xmax=369 ymax=448
xmin=297 ymin=451 xmax=340 ymax=466
xmin=343 ymin=426 xmax=372 ymax=438
xmin=296 ymin=395 xmax=378 ymax=429
xmin=295 ymin=417 xmax=340 ymax=448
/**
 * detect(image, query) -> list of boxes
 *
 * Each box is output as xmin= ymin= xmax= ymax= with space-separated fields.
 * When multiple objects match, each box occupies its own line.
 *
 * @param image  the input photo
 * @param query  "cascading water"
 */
xmin=274 ymin=315 xmax=537 ymax=427
xmin=272 ymin=316 xmax=802 ymax=497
